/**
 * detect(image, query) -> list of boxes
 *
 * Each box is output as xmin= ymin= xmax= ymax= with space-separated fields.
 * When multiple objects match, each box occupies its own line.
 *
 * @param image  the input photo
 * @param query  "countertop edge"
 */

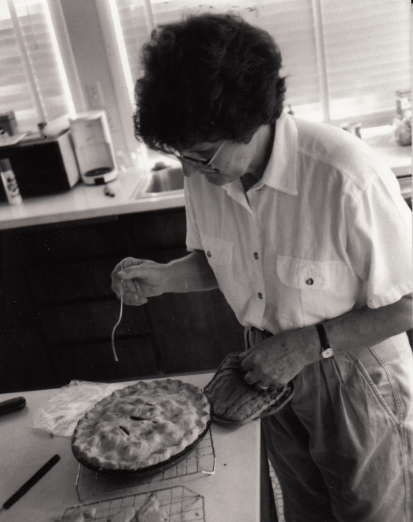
xmin=0 ymin=190 xmax=186 ymax=230
xmin=1 ymin=120 xmax=411 ymax=232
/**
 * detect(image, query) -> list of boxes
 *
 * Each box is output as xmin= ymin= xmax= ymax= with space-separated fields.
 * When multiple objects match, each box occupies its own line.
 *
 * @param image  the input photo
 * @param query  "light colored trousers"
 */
xmin=245 ymin=328 xmax=413 ymax=522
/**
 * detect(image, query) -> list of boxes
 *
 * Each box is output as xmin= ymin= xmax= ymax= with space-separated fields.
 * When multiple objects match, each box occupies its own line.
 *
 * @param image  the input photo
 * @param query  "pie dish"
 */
xmin=204 ymin=352 xmax=294 ymax=425
xmin=72 ymin=379 xmax=211 ymax=473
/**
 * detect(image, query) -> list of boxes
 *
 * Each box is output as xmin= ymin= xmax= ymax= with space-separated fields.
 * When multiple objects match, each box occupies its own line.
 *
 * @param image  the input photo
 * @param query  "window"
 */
xmin=0 ymin=0 xmax=75 ymax=133
xmin=320 ymin=0 xmax=411 ymax=124
xmin=106 ymin=0 xmax=410 ymax=126
xmin=1 ymin=1 xmax=409 ymax=167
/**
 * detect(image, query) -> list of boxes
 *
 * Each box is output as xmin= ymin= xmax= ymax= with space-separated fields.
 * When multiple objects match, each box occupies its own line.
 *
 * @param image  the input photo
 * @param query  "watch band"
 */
xmin=315 ymin=323 xmax=334 ymax=359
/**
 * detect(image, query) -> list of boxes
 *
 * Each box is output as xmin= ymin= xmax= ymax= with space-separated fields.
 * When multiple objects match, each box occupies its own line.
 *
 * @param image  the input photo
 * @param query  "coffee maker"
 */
xmin=69 ymin=111 xmax=117 ymax=185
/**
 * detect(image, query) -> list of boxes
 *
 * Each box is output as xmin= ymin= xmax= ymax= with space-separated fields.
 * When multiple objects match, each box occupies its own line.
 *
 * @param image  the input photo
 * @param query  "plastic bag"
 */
xmin=32 ymin=380 xmax=126 ymax=437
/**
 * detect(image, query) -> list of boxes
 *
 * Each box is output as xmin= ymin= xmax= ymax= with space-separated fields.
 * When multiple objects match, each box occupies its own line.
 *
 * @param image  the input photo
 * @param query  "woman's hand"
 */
xmin=240 ymin=293 xmax=413 ymax=390
xmin=111 ymin=251 xmax=219 ymax=306
xmin=239 ymin=329 xmax=318 ymax=389
xmin=111 ymin=257 xmax=170 ymax=306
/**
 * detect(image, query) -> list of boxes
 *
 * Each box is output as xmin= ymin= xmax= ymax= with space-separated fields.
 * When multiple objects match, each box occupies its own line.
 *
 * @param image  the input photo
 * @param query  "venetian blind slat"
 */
xmin=320 ymin=0 xmax=410 ymax=122
xmin=0 ymin=0 xmax=70 ymax=132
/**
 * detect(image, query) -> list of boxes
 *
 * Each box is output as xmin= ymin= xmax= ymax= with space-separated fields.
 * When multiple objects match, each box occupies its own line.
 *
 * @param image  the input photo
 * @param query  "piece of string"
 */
xmin=111 ymin=281 xmax=124 ymax=362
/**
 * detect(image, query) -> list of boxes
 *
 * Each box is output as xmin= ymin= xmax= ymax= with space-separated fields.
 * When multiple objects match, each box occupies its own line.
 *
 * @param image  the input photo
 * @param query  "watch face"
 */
xmin=321 ymin=348 xmax=334 ymax=359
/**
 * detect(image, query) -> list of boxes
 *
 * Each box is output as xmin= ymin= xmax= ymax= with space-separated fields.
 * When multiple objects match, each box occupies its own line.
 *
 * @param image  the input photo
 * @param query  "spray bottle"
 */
xmin=0 ymin=158 xmax=22 ymax=205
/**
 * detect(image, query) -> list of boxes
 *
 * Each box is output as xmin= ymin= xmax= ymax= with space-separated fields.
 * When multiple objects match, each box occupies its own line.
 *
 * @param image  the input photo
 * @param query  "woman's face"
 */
xmin=180 ymin=126 xmax=270 ymax=186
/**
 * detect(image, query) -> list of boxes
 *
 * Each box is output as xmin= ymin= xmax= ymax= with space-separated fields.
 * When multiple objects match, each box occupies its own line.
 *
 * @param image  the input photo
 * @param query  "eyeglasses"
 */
xmin=170 ymin=140 xmax=228 ymax=173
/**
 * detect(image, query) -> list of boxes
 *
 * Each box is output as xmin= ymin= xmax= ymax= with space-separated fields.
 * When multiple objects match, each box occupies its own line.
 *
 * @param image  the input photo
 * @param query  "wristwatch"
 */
xmin=315 ymin=323 xmax=335 ymax=359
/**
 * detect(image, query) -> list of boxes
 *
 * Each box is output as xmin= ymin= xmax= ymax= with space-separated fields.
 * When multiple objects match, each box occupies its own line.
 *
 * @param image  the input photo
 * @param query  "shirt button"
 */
xmin=306 ymin=278 xmax=314 ymax=286
xmin=207 ymin=251 xmax=211 ymax=258
xmin=258 ymin=292 xmax=263 ymax=299
xmin=254 ymin=252 xmax=259 ymax=259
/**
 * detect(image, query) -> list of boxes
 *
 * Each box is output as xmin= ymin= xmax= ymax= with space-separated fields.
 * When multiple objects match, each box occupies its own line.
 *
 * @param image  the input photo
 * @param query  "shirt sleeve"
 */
xmin=184 ymin=175 xmax=204 ymax=252
xmin=346 ymin=168 xmax=412 ymax=309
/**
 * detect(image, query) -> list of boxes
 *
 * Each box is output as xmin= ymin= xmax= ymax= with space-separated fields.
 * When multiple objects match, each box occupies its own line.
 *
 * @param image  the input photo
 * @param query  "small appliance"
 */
xmin=69 ymin=111 xmax=117 ymax=185
xmin=0 ymin=129 xmax=79 ymax=201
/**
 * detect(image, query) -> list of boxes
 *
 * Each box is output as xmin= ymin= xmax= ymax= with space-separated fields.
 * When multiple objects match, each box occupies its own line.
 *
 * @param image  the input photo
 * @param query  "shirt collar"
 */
xmin=259 ymin=111 xmax=298 ymax=195
xmin=222 ymin=177 xmax=249 ymax=209
xmin=221 ymin=112 xmax=298 ymax=205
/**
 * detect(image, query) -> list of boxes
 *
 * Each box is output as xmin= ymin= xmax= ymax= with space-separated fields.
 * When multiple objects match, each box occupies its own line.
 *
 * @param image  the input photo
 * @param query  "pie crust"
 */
xmin=204 ymin=352 xmax=294 ymax=425
xmin=72 ymin=379 xmax=210 ymax=471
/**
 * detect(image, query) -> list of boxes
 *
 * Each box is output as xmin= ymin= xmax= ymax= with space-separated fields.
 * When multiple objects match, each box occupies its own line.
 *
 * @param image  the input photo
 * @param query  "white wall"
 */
xmin=60 ymin=0 xmax=133 ymax=166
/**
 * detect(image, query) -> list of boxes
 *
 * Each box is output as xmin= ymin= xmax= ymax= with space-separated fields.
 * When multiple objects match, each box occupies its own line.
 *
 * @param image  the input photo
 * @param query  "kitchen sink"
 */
xmin=144 ymin=163 xmax=184 ymax=193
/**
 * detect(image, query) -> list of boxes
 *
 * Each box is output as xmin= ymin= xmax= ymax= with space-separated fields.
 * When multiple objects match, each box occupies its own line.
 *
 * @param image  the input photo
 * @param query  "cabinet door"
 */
xmin=134 ymin=240 xmax=245 ymax=374
xmin=125 ymin=213 xmax=245 ymax=373
xmin=125 ymin=208 xmax=187 ymax=255
xmin=145 ymin=289 xmax=244 ymax=374
xmin=12 ymin=218 xmax=159 ymax=387
xmin=0 ymin=326 xmax=57 ymax=393
xmin=0 ymin=230 xmax=58 ymax=392
xmin=1 ymin=208 xmax=246 ymax=391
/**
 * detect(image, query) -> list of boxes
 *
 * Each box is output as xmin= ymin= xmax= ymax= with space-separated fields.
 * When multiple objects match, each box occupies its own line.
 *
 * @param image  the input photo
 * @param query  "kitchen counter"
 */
xmin=361 ymin=125 xmax=411 ymax=176
xmin=0 ymin=373 xmax=261 ymax=522
xmin=0 ymin=124 xmax=410 ymax=231
xmin=0 ymin=169 xmax=185 ymax=231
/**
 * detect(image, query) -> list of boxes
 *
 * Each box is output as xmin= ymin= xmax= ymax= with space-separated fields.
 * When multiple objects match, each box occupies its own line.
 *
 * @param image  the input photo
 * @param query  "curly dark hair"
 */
xmin=133 ymin=13 xmax=286 ymax=153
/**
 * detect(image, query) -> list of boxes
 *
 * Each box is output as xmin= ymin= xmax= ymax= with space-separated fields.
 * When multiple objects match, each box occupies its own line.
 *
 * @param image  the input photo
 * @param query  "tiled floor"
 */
xmin=268 ymin=460 xmax=285 ymax=522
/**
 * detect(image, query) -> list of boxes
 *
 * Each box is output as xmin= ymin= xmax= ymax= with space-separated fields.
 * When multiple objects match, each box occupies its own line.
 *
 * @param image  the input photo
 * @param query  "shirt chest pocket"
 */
xmin=200 ymin=234 xmax=234 ymax=289
xmin=276 ymin=256 xmax=358 ymax=326
xmin=201 ymin=234 xmax=233 ymax=265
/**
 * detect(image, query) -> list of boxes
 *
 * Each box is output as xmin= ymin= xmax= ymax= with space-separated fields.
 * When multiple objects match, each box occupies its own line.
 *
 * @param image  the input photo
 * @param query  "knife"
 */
xmin=0 ymin=397 xmax=26 ymax=416
xmin=0 ymin=455 xmax=60 ymax=511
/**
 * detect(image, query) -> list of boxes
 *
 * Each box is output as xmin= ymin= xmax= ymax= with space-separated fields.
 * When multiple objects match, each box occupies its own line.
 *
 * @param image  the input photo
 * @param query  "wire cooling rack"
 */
xmin=61 ymin=485 xmax=205 ymax=522
xmin=75 ymin=429 xmax=215 ymax=502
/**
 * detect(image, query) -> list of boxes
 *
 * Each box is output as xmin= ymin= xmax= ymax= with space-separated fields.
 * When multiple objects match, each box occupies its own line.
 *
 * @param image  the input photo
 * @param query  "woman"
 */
xmin=112 ymin=13 xmax=413 ymax=521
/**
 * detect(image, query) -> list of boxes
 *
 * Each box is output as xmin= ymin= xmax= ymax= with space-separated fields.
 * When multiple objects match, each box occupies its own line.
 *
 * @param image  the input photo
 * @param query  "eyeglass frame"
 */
xmin=170 ymin=140 xmax=228 ymax=173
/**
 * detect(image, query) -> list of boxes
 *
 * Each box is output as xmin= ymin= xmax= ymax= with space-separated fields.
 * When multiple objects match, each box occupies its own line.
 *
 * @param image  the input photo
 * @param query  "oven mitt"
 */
xmin=204 ymin=352 xmax=294 ymax=426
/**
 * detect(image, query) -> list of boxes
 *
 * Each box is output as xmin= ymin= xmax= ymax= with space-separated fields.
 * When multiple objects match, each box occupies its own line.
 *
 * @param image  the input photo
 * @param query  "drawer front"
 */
xmin=126 ymin=209 xmax=187 ymax=253
xmin=39 ymin=299 xmax=150 ymax=345
xmin=26 ymin=257 xmax=118 ymax=305
xmin=46 ymin=336 xmax=158 ymax=384
xmin=17 ymin=219 xmax=128 ymax=264
xmin=0 ymin=326 xmax=56 ymax=393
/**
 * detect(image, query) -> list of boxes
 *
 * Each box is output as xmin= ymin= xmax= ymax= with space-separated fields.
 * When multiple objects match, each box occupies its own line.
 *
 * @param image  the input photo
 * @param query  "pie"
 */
xmin=72 ymin=379 xmax=210 ymax=471
xmin=204 ymin=352 xmax=294 ymax=425
xmin=108 ymin=506 xmax=136 ymax=522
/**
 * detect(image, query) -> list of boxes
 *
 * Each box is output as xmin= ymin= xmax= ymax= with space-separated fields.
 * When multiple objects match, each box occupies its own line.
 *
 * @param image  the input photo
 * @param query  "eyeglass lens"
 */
xmin=168 ymin=140 xmax=227 ymax=172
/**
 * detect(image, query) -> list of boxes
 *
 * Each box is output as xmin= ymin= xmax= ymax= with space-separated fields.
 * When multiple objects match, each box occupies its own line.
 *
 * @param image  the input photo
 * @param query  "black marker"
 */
xmin=0 ymin=397 xmax=26 ymax=416
xmin=0 ymin=454 xmax=60 ymax=511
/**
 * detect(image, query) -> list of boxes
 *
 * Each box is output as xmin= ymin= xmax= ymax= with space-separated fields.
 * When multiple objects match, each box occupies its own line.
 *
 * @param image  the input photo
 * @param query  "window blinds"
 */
xmin=114 ymin=0 xmax=322 ymax=120
xmin=0 ymin=0 xmax=71 ymax=133
xmin=113 ymin=0 xmax=410 ymax=125
xmin=320 ymin=0 xmax=411 ymax=123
